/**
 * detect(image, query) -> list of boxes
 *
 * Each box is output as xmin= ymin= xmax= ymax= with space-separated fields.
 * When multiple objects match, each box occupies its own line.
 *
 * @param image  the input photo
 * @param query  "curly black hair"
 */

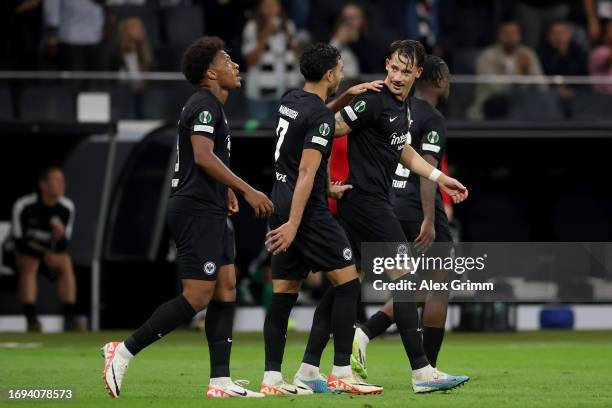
xmin=299 ymin=43 xmax=341 ymax=82
xmin=388 ymin=39 xmax=425 ymax=69
xmin=417 ymin=55 xmax=449 ymax=85
xmin=181 ymin=36 xmax=225 ymax=85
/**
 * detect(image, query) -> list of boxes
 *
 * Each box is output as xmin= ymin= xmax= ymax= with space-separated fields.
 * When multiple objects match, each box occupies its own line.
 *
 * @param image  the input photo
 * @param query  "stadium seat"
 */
xmin=19 ymin=86 xmax=75 ymax=122
xmin=163 ymin=6 xmax=205 ymax=47
xmin=508 ymin=90 xmax=564 ymax=121
xmin=570 ymin=91 xmax=612 ymax=121
xmin=0 ymin=87 xmax=13 ymax=120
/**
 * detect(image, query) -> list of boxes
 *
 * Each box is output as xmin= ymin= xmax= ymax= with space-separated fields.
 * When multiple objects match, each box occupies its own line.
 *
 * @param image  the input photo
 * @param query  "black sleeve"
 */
xmin=303 ymin=109 xmax=335 ymax=156
xmin=189 ymin=100 xmax=222 ymax=141
xmin=339 ymin=91 xmax=383 ymax=132
xmin=419 ymin=115 xmax=447 ymax=163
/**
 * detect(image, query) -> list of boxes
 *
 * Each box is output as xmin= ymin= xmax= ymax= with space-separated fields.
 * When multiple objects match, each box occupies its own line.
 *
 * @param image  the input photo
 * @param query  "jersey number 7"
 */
xmin=274 ymin=118 xmax=289 ymax=162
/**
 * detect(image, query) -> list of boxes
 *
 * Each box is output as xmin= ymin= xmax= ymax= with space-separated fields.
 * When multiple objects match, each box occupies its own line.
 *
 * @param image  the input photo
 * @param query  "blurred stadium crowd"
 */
xmin=1 ymin=0 xmax=612 ymax=121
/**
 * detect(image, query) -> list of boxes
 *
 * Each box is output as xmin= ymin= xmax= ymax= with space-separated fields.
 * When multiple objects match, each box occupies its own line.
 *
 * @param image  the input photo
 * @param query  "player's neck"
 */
xmin=384 ymin=80 xmax=410 ymax=102
xmin=303 ymin=82 xmax=327 ymax=101
xmin=40 ymin=192 xmax=58 ymax=207
xmin=414 ymin=89 xmax=438 ymax=108
xmin=198 ymin=81 xmax=229 ymax=104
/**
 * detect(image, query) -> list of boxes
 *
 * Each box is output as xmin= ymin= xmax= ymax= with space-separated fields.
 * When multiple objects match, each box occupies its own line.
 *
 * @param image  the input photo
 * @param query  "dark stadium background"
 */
xmin=1 ymin=0 xmax=612 ymax=331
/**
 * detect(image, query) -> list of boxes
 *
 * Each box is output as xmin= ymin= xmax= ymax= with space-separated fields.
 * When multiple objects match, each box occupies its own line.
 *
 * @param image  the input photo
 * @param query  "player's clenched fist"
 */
xmin=244 ymin=188 xmax=274 ymax=218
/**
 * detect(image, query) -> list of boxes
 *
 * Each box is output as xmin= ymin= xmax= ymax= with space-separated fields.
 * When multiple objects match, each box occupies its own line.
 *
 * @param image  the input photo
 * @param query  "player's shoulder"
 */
xmin=280 ymin=89 xmax=328 ymax=120
xmin=13 ymin=193 xmax=38 ymax=212
xmin=184 ymin=89 xmax=222 ymax=116
xmin=411 ymin=97 xmax=444 ymax=121
xmin=58 ymin=196 xmax=75 ymax=213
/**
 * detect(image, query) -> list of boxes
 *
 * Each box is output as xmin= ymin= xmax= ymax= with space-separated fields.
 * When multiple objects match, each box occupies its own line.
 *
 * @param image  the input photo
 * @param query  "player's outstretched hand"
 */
xmin=327 ymin=182 xmax=353 ymax=200
xmin=227 ymin=189 xmax=239 ymax=215
xmin=244 ymin=188 xmax=274 ymax=218
xmin=348 ymin=80 xmax=384 ymax=96
xmin=266 ymin=221 xmax=298 ymax=255
xmin=438 ymin=176 xmax=469 ymax=204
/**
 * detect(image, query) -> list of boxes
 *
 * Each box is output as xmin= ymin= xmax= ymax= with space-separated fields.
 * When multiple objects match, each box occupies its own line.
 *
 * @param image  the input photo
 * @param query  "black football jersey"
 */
xmin=12 ymin=193 xmax=75 ymax=254
xmin=169 ymin=89 xmax=231 ymax=217
xmin=339 ymin=85 xmax=411 ymax=201
xmin=271 ymin=89 xmax=335 ymax=220
xmin=392 ymin=96 xmax=447 ymax=221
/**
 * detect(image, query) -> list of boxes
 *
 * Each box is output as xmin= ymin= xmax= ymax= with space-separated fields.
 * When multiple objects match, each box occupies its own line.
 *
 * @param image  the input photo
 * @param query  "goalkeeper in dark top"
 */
xmin=352 ymin=55 xmax=460 ymax=384
xmin=295 ymin=40 xmax=470 ymax=394
xmin=260 ymin=43 xmax=384 ymax=396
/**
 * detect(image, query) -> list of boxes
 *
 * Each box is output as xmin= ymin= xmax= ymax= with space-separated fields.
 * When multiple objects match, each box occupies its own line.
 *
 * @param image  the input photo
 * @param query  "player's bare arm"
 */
xmin=414 ymin=154 xmax=438 ymax=254
xmin=400 ymin=143 xmax=468 ymax=204
xmin=326 ymin=80 xmax=385 ymax=113
xmin=334 ymin=111 xmax=352 ymax=136
xmin=191 ymin=135 xmax=273 ymax=218
xmin=266 ymin=148 xmax=322 ymax=255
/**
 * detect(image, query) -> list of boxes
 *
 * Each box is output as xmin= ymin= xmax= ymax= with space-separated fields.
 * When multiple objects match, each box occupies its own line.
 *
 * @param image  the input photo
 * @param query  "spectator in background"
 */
xmin=242 ymin=0 xmax=300 ymax=120
xmin=11 ymin=167 xmax=78 ymax=332
xmin=44 ymin=0 xmax=106 ymax=70
xmin=589 ymin=19 xmax=612 ymax=94
xmin=405 ymin=0 xmax=439 ymax=54
xmin=112 ymin=17 xmax=153 ymax=93
xmin=540 ymin=20 xmax=588 ymax=115
xmin=515 ymin=0 xmax=600 ymax=49
xmin=329 ymin=4 xmax=363 ymax=79
xmin=469 ymin=21 xmax=546 ymax=119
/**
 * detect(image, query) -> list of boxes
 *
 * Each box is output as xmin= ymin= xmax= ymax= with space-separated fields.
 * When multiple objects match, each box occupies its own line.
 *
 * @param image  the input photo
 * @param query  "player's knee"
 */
xmin=182 ymin=288 xmax=213 ymax=312
xmin=272 ymin=279 xmax=301 ymax=294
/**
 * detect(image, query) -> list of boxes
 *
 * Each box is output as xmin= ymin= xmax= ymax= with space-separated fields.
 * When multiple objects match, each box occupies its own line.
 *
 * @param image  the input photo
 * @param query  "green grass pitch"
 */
xmin=0 ymin=330 xmax=611 ymax=407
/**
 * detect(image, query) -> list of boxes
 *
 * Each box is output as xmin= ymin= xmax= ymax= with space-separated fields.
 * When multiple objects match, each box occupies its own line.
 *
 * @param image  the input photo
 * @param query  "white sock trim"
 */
xmin=117 ymin=342 xmax=134 ymax=361
xmin=263 ymin=371 xmax=283 ymax=386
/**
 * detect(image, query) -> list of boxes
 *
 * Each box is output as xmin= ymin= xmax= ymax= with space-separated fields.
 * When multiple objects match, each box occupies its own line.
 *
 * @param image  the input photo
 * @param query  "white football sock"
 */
xmin=117 ymin=342 xmax=134 ymax=361
xmin=412 ymin=365 xmax=435 ymax=381
xmin=262 ymin=371 xmax=283 ymax=386
xmin=296 ymin=363 xmax=320 ymax=380
xmin=209 ymin=377 xmax=233 ymax=387
xmin=356 ymin=327 xmax=370 ymax=343
xmin=331 ymin=365 xmax=352 ymax=378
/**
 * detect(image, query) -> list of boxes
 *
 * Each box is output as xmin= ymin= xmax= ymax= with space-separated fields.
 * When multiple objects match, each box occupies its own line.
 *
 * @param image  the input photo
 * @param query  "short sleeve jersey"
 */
xmin=169 ymin=89 xmax=231 ymax=217
xmin=271 ymin=89 xmax=335 ymax=220
xmin=392 ymin=96 xmax=447 ymax=220
xmin=339 ymin=85 xmax=411 ymax=201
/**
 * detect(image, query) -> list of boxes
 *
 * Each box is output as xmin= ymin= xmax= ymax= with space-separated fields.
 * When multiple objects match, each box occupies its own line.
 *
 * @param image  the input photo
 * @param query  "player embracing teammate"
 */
xmin=351 ymin=55 xmax=461 ymax=386
xmin=263 ymin=41 xmax=470 ymax=395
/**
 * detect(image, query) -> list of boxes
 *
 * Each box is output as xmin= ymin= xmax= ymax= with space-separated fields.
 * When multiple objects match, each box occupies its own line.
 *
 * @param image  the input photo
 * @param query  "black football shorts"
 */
xmin=337 ymin=189 xmax=409 ymax=269
xmin=167 ymin=209 xmax=235 ymax=281
xmin=270 ymin=211 xmax=354 ymax=281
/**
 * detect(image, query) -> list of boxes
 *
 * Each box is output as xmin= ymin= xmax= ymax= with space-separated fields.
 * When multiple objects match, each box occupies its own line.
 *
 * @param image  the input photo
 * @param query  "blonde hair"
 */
xmin=118 ymin=17 xmax=153 ymax=71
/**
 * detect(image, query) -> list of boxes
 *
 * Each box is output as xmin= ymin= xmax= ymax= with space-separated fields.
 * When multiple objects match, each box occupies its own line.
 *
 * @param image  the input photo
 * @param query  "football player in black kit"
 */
xmin=299 ymin=40 xmax=469 ymax=394
xmin=351 ymin=55 xmax=462 ymax=385
xmin=260 ymin=43 xmax=384 ymax=396
xmin=101 ymin=36 xmax=273 ymax=399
